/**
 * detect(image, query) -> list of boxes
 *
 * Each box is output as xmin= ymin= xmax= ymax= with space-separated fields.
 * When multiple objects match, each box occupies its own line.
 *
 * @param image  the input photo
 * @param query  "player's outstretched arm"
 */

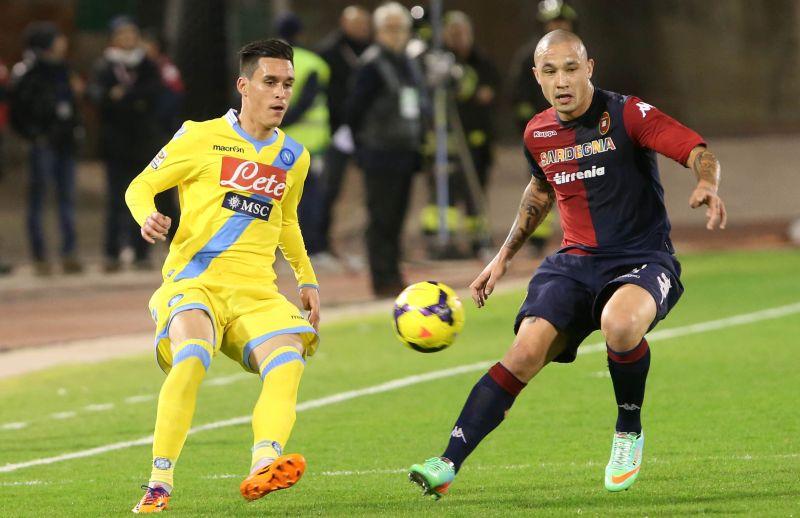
xmin=686 ymin=145 xmax=727 ymax=230
xmin=470 ymin=176 xmax=555 ymax=308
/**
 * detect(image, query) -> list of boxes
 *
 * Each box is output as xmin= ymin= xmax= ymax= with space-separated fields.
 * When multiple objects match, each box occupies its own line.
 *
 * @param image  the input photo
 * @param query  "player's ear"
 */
xmin=586 ymin=58 xmax=594 ymax=79
xmin=532 ymin=66 xmax=542 ymax=86
xmin=236 ymin=75 xmax=248 ymax=97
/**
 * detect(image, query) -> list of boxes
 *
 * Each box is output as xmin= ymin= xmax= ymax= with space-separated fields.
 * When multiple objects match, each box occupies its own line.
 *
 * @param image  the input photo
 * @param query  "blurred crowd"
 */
xmin=0 ymin=1 xmax=578 ymax=297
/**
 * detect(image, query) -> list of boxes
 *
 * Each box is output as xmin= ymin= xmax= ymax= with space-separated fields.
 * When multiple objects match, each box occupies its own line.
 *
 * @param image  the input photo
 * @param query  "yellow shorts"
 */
xmin=148 ymin=277 xmax=318 ymax=374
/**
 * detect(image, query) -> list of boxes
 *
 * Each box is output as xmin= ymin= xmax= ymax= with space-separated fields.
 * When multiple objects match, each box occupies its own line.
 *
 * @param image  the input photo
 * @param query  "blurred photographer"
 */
xmin=345 ymin=2 xmax=429 ymax=297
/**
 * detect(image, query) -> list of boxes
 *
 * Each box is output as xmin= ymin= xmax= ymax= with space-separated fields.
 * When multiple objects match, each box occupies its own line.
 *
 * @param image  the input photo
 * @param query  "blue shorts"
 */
xmin=514 ymin=249 xmax=683 ymax=363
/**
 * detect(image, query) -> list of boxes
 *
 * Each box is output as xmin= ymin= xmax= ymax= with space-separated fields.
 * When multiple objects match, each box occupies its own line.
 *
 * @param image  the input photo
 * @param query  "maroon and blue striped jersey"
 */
xmin=524 ymin=89 xmax=705 ymax=254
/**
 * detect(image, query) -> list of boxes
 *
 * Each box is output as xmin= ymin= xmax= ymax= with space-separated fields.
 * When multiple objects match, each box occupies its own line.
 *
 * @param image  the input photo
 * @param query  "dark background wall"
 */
xmin=0 ymin=0 xmax=798 ymax=141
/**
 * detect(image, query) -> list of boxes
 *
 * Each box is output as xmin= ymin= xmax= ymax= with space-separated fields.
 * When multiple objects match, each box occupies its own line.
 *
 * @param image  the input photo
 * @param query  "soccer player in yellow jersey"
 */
xmin=126 ymin=39 xmax=320 ymax=513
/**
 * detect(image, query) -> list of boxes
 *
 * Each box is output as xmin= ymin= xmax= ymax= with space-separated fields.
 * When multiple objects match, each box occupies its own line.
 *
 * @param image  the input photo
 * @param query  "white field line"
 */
xmin=49 ymin=411 xmax=76 ymax=420
xmin=1 ymin=301 xmax=798 ymax=474
xmin=83 ymin=403 xmax=114 ymax=412
xmin=1 ymin=373 xmax=248 ymax=433
xmin=0 ymin=422 xmax=28 ymax=431
xmin=204 ymin=373 xmax=251 ymax=386
xmin=124 ymin=395 xmax=155 ymax=404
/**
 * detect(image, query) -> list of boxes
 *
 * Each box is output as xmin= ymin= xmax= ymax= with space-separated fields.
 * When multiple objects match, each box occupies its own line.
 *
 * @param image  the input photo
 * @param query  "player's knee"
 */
xmin=504 ymin=335 xmax=548 ymax=382
xmin=171 ymin=339 xmax=214 ymax=374
xmin=601 ymin=311 xmax=644 ymax=351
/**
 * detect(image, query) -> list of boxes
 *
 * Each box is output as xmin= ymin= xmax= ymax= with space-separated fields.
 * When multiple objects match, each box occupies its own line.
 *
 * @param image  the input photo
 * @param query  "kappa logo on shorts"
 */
xmin=657 ymin=272 xmax=672 ymax=304
xmin=222 ymin=191 xmax=273 ymax=221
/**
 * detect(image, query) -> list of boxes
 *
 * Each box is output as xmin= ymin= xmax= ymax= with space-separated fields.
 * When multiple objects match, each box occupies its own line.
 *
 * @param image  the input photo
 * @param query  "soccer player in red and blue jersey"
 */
xmin=409 ymin=30 xmax=727 ymax=498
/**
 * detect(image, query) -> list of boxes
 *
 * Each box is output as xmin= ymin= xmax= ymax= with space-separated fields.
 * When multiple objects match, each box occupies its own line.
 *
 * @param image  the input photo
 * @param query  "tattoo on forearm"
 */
xmin=692 ymin=149 xmax=720 ymax=186
xmin=502 ymin=177 xmax=555 ymax=253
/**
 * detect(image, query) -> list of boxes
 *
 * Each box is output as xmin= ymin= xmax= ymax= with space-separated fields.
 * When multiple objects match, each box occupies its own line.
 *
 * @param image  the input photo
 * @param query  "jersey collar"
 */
xmin=224 ymin=109 xmax=279 ymax=153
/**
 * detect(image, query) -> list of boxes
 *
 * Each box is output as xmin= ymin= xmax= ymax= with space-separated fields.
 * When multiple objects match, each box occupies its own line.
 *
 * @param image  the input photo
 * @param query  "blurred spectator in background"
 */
xmin=346 ymin=2 xmax=428 ymax=297
xmin=89 ymin=16 xmax=161 ymax=272
xmin=142 ymin=30 xmax=183 ymax=239
xmin=510 ymin=0 xmax=577 ymax=131
xmin=0 ymin=58 xmax=8 ymax=179
xmin=508 ymin=0 xmax=575 ymax=256
xmin=420 ymin=10 xmax=500 ymax=258
xmin=9 ymin=22 xmax=83 ymax=276
xmin=0 ymin=58 xmax=11 ymax=276
xmin=317 ymin=5 xmax=371 ymax=267
xmin=275 ymin=13 xmax=334 ymax=270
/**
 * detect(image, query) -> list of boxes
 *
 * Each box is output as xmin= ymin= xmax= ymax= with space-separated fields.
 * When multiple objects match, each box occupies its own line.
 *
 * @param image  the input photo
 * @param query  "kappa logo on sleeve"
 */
xmin=636 ymin=102 xmax=653 ymax=118
xmin=222 ymin=191 xmax=273 ymax=221
xmin=150 ymin=148 xmax=168 ymax=169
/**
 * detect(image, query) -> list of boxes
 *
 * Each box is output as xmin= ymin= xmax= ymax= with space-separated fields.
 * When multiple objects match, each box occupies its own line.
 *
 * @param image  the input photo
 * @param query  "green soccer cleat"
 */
xmin=408 ymin=457 xmax=455 ymax=500
xmin=605 ymin=430 xmax=644 ymax=492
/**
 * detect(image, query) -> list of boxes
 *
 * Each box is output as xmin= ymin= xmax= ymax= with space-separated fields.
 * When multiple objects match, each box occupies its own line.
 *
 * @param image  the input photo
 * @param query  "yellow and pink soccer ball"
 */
xmin=392 ymin=281 xmax=465 ymax=353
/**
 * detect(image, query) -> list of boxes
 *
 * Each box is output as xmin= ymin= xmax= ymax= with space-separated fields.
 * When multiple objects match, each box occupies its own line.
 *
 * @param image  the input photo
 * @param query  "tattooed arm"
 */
xmin=686 ymin=145 xmax=727 ymax=230
xmin=469 ymin=176 xmax=555 ymax=307
xmin=501 ymin=176 xmax=556 ymax=255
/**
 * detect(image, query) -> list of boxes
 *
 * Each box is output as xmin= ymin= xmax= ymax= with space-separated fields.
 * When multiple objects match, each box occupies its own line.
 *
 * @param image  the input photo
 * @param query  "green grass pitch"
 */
xmin=0 ymin=249 xmax=798 ymax=516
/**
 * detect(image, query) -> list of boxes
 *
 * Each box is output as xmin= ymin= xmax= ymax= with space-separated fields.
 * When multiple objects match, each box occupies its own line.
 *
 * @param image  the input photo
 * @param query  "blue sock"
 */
xmin=442 ymin=363 xmax=525 ymax=472
xmin=607 ymin=338 xmax=650 ymax=434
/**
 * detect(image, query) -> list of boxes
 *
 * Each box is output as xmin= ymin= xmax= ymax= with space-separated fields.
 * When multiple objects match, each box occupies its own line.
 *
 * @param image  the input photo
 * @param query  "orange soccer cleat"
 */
xmin=240 ymin=453 xmax=307 ymax=501
xmin=132 ymin=485 xmax=170 ymax=514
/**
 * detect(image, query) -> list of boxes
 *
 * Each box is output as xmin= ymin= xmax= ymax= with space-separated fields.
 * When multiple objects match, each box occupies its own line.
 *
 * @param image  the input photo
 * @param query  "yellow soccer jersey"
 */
xmin=125 ymin=109 xmax=318 ymax=290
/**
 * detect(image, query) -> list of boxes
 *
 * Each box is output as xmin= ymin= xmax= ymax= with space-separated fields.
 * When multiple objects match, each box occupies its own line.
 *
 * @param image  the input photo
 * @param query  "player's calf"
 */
xmin=148 ymin=338 xmax=214 ymax=494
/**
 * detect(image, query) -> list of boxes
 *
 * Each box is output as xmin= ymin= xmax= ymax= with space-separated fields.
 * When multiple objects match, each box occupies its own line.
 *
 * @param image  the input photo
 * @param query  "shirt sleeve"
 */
xmin=124 ymin=122 xmax=198 ymax=226
xmin=524 ymin=142 xmax=546 ymax=180
xmin=622 ymin=96 xmax=706 ymax=167
xmin=278 ymin=149 xmax=319 ymax=289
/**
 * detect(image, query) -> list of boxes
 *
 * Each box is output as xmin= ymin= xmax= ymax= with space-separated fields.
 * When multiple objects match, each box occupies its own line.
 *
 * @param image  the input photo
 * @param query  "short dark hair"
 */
xmin=239 ymin=39 xmax=293 ymax=78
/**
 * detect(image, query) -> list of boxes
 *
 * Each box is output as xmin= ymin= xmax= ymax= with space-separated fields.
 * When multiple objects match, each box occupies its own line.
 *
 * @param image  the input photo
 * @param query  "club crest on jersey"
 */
xmin=150 ymin=148 xmax=167 ymax=169
xmin=599 ymin=111 xmax=611 ymax=135
xmin=222 ymin=191 xmax=273 ymax=221
xmin=279 ymin=147 xmax=296 ymax=167
xmin=220 ymin=156 xmax=287 ymax=200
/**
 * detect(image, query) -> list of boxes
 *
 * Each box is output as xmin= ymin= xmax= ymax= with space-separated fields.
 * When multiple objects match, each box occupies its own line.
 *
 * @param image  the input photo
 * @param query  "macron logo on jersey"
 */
xmin=220 ymin=156 xmax=287 ymax=200
xmin=213 ymin=144 xmax=245 ymax=153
